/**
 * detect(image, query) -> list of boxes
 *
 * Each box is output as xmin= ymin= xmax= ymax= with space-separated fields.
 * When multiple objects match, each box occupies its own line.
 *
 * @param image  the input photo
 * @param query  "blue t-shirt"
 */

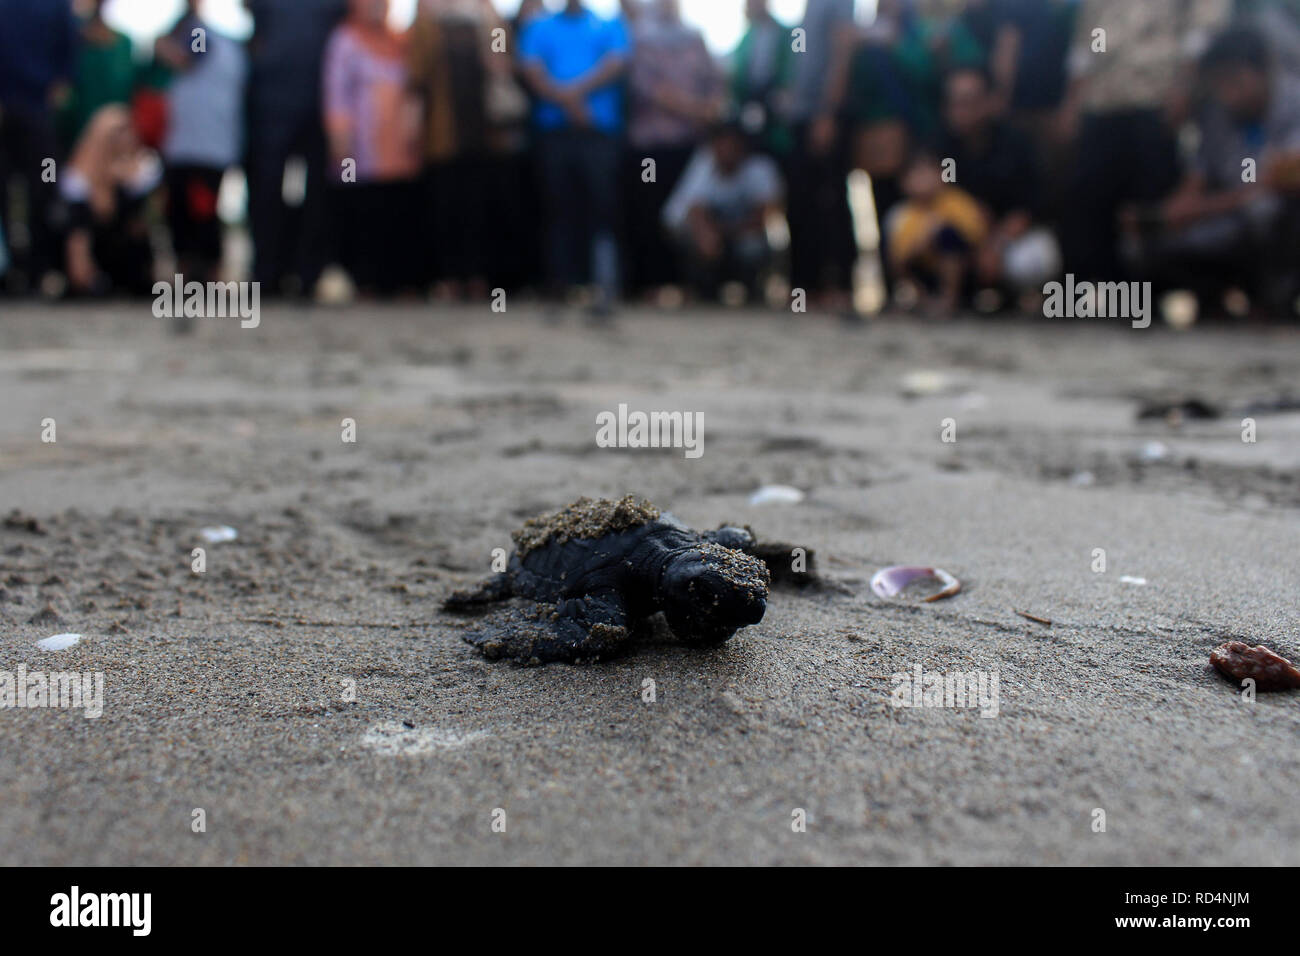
xmin=519 ymin=10 xmax=630 ymax=133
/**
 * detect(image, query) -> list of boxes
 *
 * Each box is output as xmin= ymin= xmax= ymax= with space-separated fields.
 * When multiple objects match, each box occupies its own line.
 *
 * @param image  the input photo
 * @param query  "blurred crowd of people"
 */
xmin=2 ymin=0 xmax=1299 ymax=319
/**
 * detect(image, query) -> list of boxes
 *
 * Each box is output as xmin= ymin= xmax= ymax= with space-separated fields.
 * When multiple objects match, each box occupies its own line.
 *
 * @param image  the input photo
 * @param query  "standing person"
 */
xmin=0 ymin=0 xmax=78 ymax=293
xmin=784 ymin=0 xmax=860 ymax=315
xmin=60 ymin=0 xmax=138 ymax=150
xmin=1058 ymin=0 xmax=1232 ymax=281
xmin=156 ymin=1 xmax=249 ymax=284
xmin=939 ymin=65 xmax=1059 ymax=305
xmin=730 ymin=0 xmax=796 ymax=159
xmin=505 ymin=0 xmax=548 ymax=293
xmin=245 ymin=0 xmax=348 ymax=298
xmin=408 ymin=0 xmax=525 ymax=301
xmin=322 ymin=0 xmax=422 ymax=297
xmin=961 ymin=0 xmax=1075 ymax=223
xmin=518 ymin=0 xmax=630 ymax=317
xmin=625 ymin=0 xmax=723 ymax=300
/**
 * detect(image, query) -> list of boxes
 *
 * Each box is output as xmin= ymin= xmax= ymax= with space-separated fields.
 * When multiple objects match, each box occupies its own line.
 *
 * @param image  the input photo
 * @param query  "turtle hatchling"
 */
xmin=443 ymin=495 xmax=814 ymax=664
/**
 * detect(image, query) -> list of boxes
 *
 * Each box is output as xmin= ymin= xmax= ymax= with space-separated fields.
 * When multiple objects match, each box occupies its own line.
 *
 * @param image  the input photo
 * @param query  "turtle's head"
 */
xmin=661 ymin=543 xmax=770 ymax=647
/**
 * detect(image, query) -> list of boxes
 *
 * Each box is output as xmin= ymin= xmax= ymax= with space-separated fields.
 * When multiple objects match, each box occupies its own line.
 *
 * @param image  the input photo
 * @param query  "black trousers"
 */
xmin=0 ymin=105 xmax=62 ymax=287
xmin=622 ymin=142 xmax=694 ymax=293
xmin=483 ymin=149 xmax=541 ymax=292
xmin=535 ymin=128 xmax=621 ymax=294
xmin=166 ymin=165 xmax=225 ymax=279
xmin=333 ymin=179 xmax=421 ymax=296
xmin=246 ymin=113 xmax=332 ymax=294
xmin=1062 ymin=109 xmax=1180 ymax=281
xmin=785 ymin=122 xmax=857 ymax=295
xmin=423 ymin=157 xmax=492 ymax=285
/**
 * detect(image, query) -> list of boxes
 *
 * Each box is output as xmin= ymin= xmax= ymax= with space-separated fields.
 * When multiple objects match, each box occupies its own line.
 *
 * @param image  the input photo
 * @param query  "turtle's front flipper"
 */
xmin=703 ymin=525 xmax=756 ymax=551
xmin=443 ymin=573 xmax=513 ymax=612
xmin=462 ymin=589 xmax=630 ymax=664
xmin=705 ymin=525 xmax=818 ymax=588
xmin=745 ymin=540 xmax=818 ymax=588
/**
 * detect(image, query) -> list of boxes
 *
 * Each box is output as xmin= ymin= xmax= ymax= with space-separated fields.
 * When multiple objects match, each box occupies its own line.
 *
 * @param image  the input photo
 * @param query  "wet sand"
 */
xmin=1 ymin=301 xmax=1298 ymax=865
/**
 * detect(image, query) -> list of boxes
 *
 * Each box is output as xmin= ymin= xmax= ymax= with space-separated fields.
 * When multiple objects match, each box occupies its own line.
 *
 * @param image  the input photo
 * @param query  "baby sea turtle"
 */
xmin=443 ymin=495 xmax=813 ymax=664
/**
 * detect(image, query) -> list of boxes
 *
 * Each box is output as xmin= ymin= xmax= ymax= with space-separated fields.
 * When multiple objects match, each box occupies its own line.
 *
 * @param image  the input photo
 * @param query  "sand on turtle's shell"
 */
xmin=512 ymin=495 xmax=661 ymax=556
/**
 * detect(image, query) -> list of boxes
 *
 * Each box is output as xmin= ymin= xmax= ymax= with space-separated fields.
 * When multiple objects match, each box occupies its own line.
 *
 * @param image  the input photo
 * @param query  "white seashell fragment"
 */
xmin=749 ymin=485 xmax=805 ymax=506
xmin=359 ymin=721 xmax=489 ymax=756
xmin=36 ymin=633 xmax=81 ymax=651
xmin=1138 ymin=441 xmax=1168 ymax=462
xmin=871 ymin=565 xmax=961 ymax=603
xmin=200 ymin=525 xmax=238 ymax=544
xmin=900 ymin=370 xmax=953 ymax=398
xmin=1120 ymin=575 xmax=1147 ymax=586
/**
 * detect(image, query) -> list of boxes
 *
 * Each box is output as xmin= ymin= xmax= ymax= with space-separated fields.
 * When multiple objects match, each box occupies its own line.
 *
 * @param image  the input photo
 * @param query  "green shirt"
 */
xmin=848 ymin=17 xmax=986 ymax=139
xmin=61 ymin=27 xmax=137 ymax=146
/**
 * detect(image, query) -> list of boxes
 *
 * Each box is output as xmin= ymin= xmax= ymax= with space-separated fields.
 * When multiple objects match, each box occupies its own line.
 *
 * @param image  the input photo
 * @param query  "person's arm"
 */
xmin=696 ymin=37 xmax=727 ymax=125
xmin=1163 ymin=0 xmax=1231 ymax=129
xmin=663 ymin=151 xmax=710 ymax=233
xmin=824 ymin=24 xmax=861 ymax=115
xmin=989 ymin=22 xmax=1020 ymax=113
xmin=570 ymin=15 xmax=631 ymax=97
xmin=154 ymin=24 xmax=196 ymax=72
xmin=566 ymin=51 xmax=628 ymax=100
xmin=518 ymin=23 xmax=576 ymax=105
xmin=49 ymin=0 xmax=79 ymax=110
xmin=406 ymin=13 xmax=434 ymax=97
xmin=686 ymin=203 xmax=724 ymax=258
xmin=65 ymin=228 xmax=98 ymax=292
xmin=322 ymin=32 xmax=354 ymax=164
xmin=519 ymin=60 xmax=563 ymax=102
xmin=1055 ymin=0 xmax=1099 ymax=143
xmin=809 ymin=3 xmax=861 ymax=154
xmin=1160 ymin=170 xmax=1257 ymax=227
xmin=729 ymin=157 xmax=783 ymax=235
xmin=645 ymin=37 xmax=723 ymax=125
xmin=1262 ymin=149 xmax=1300 ymax=195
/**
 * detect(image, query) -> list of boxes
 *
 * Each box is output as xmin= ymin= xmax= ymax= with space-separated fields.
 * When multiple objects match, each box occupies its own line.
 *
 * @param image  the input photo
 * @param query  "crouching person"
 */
xmin=885 ymin=148 xmax=988 ymax=316
xmin=1129 ymin=28 xmax=1300 ymax=316
xmin=59 ymin=105 xmax=160 ymax=297
xmin=662 ymin=121 xmax=783 ymax=303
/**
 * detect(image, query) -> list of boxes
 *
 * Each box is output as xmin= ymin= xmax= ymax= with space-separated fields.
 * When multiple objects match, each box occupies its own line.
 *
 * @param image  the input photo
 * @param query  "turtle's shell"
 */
xmin=508 ymin=498 xmax=700 ymax=608
xmin=512 ymin=495 xmax=662 ymax=556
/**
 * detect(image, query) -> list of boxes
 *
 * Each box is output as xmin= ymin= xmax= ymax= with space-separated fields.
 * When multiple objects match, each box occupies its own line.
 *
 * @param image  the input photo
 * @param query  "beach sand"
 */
xmin=1 ymin=301 xmax=1298 ymax=865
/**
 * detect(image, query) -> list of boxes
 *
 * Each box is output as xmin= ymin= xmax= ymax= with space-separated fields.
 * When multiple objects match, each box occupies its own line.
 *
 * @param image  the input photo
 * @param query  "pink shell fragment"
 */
xmin=871 ymin=565 xmax=961 ymax=603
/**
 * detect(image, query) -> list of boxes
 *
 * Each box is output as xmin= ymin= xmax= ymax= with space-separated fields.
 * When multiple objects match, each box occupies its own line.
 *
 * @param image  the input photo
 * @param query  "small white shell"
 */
xmin=200 ymin=525 xmax=238 ymax=544
xmin=871 ymin=566 xmax=961 ymax=603
xmin=749 ymin=485 xmax=805 ymax=506
xmin=1138 ymin=441 xmax=1168 ymax=462
xmin=36 ymin=633 xmax=81 ymax=651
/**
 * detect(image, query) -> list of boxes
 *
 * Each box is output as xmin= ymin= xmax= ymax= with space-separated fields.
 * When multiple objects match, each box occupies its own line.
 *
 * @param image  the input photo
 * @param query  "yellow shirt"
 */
xmin=887 ymin=187 xmax=988 ymax=268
